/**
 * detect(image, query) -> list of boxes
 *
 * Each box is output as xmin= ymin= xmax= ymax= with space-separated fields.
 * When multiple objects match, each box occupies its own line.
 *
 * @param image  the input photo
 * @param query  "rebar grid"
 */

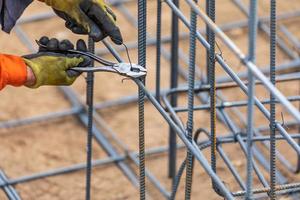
xmin=0 ymin=0 xmax=300 ymax=199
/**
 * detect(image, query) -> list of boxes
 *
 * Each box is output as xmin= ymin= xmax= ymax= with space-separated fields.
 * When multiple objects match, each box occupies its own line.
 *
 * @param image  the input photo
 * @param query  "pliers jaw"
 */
xmin=113 ymin=63 xmax=147 ymax=79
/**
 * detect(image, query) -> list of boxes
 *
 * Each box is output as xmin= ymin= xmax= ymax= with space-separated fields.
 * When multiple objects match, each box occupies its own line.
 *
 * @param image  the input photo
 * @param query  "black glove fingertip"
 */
xmin=71 ymin=26 xmax=88 ymax=34
xmin=76 ymin=39 xmax=87 ymax=52
xmin=39 ymin=36 xmax=49 ymax=45
xmin=60 ymin=40 xmax=74 ymax=51
xmin=111 ymin=37 xmax=123 ymax=45
xmin=110 ymin=29 xmax=123 ymax=45
xmin=38 ymin=36 xmax=50 ymax=51
xmin=47 ymin=38 xmax=59 ymax=51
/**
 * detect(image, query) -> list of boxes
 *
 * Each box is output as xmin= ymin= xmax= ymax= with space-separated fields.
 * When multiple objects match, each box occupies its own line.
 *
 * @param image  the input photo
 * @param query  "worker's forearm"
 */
xmin=0 ymin=54 xmax=31 ymax=90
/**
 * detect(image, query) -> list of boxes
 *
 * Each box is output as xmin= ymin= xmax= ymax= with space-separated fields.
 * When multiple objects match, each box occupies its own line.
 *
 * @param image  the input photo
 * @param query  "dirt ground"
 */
xmin=0 ymin=0 xmax=300 ymax=199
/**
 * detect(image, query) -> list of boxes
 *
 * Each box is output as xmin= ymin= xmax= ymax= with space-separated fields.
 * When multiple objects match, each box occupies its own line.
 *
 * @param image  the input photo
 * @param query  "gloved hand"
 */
xmin=23 ymin=37 xmax=91 ymax=88
xmin=40 ymin=0 xmax=123 ymax=45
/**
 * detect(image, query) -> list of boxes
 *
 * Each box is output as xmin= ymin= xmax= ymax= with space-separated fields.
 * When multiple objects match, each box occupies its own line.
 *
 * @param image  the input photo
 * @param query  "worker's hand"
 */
xmin=23 ymin=37 xmax=91 ymax=88
xmin=42 ymin=0 xmax=123 ymax=45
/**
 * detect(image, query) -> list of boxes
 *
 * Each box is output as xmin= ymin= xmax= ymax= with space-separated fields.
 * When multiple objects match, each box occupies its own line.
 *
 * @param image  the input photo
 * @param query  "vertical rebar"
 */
xmin=185 ymin=0 xmax=197 ymax=199
xmin=205 ymin=0 xmax=210 ymax=82
xmin=270 ymin=0 xmax=277 ymax=199
xmin=207 ymin=0 xmax=218 ymax=192
xmin=169 ymin=0 xmax=179 ymax=181
xmin=245 ymin=0 xmax=258 ymax=199
xmin=85 ymin=36 xmax=95 ymax=200
xmin=155 ymin=0 xmax=162 ymax=102
xmin=138 ymin=0 xmax=147 ymax=199
xmin=84 ymin=3 xmax=95 ymax=200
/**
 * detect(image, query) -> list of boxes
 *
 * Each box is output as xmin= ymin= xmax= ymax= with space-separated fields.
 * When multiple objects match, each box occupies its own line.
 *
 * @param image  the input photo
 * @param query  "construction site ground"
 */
xmin=0 ymin=0 xmax=300 ymax=199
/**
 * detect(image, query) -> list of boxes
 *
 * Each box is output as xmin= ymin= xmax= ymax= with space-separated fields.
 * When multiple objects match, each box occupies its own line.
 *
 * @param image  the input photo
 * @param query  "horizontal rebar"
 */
xmin=173 ymin=95 xmax=300 ymax=112
xmin=233 ymin=182 xmax=300 ymax=197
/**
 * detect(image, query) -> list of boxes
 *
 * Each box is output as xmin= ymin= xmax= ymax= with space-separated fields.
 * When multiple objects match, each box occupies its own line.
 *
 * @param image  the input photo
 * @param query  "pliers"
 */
xmin=36 ymin=41 xmax=147 ymax=79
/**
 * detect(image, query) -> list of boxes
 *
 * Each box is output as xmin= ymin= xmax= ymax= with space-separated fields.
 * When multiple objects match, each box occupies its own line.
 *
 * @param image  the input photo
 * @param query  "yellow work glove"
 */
xmin=23 ymin=37 xmax=91 ymax=88
xmin=41 ymin=0 xmax=123 ymax=44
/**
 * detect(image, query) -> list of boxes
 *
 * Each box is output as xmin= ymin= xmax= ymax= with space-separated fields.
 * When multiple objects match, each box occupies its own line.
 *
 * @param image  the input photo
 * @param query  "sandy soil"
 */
xmin=0 ymin=0 xmax=300 ymax=199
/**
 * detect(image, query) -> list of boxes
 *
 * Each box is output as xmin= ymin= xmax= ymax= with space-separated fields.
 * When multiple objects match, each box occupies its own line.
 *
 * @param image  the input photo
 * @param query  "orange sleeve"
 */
xmin=0 ymin=54 xmax=27 ymax=90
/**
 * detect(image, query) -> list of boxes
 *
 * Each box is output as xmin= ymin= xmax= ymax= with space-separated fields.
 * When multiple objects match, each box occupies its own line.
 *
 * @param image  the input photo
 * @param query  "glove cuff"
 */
xmin=23 ymin=58 xmax=43 ymax=88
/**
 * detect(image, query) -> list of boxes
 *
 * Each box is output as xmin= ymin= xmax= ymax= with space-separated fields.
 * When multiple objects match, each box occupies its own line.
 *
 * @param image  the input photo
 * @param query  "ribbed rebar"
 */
xmin=138 ymin=36 xmax=146 ymax=200
xmin=85 ymin=36 xmax=95 ymax=200
xmin=207 ymin=0 xmax=218 ymax=193
xmin=245 ymin=0 xmax=258 ymax=199
xmin=270 ymin=0 xmax=277 ymax=199
xmin=138 ymin=0 xmax=147 ymax=199
xmin=185 ymin=1 xmax=197 ymax=199
xmin=233 ymin=182 xmax=300 ymax=197
xmin=205 ymin=0 xmax=210 ymax=82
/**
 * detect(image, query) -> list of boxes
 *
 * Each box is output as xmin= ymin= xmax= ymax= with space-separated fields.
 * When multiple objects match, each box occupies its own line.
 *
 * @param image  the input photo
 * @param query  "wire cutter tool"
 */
xmin=36 ymin=41 xmax=147 ymax=79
